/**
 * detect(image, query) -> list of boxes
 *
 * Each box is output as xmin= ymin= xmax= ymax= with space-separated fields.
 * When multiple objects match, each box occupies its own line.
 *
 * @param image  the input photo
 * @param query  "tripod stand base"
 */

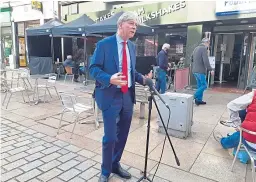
xmin=137 ymin=176 xmax=152 ymax=182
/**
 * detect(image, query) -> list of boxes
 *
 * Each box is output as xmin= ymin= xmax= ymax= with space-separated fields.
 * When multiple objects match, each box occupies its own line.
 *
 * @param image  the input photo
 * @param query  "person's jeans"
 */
xmin=193 ymin=73 xmax=207 ymax=101
xmin=221 ymin=109 xmax=248 ymax=149
xmin=156 ymin=69 xmax=167 ymax=94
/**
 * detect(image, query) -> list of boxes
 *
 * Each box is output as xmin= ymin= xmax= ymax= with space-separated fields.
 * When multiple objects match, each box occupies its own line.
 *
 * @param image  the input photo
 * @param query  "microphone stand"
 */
xmin=137 ymin=90 xmax=179 ymax=182
xmin=137 ymin=94 xmax=153 ymax=182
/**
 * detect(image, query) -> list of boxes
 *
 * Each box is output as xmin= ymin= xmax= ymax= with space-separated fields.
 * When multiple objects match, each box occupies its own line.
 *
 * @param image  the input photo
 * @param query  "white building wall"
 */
xmin=12 ymin=1 xmax=59 ymax=23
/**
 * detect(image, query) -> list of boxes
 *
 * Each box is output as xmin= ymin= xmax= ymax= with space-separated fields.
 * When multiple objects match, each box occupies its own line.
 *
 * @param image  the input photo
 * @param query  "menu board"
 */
xmin=19 ymin=37 xmax=27 ymax=67
xmin=209 ymin=56 xmax=215 ymax=69
xmin=176 ymin=44 xmax=183 ymax=53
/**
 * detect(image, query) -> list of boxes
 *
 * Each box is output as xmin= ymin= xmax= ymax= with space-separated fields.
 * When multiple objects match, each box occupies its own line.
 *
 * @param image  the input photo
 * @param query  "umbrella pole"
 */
xmin=50 ymin=35 xmax=55 ymax=72
xmin=84 ymin=36 xmax=88 ymax=85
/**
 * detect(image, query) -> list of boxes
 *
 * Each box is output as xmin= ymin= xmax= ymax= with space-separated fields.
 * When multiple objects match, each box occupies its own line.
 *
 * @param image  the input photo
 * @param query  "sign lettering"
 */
xmin=95 ymin=1 xmax=186 ymax=23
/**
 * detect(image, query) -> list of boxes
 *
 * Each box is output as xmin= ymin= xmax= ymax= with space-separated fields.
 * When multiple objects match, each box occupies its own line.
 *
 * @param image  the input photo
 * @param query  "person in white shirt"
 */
xmin=220 ymin=90 xmax=255 ymax=128
xmin=214 ymin=90 xmax=256 ymax=164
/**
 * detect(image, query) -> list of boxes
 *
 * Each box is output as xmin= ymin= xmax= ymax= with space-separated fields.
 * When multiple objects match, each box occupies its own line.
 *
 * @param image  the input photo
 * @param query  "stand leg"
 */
xmin=152 ymin=95 xmax=180 ymax=167
xmin=137 ymin=96 xmax=153 ymax=182
xmin=137 ymin=92 xmax=180 ymax=182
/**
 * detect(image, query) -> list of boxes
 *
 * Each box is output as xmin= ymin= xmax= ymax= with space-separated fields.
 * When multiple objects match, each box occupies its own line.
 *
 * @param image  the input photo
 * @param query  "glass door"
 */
xmin=250 ymin=33 xmax=256 ymax=68
xmin=237 ymin=33 xmax=256 ymax=89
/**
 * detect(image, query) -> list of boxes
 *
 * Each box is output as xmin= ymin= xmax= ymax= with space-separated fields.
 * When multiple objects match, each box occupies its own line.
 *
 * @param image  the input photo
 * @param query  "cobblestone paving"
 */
xmin=0 ymin=119 xmax=170 ymax=182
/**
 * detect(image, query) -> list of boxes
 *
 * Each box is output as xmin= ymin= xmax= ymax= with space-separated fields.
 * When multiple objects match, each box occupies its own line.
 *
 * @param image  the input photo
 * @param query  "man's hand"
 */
xmin=145 ymin=70 xmax=153 ymax=79
xmin=210 ymin=70 xmax=214 ymax=75
xmin=110 ymin=72 xmax=127 ymax=86
xmin=143 ymin=70 xmax=153 ymax=85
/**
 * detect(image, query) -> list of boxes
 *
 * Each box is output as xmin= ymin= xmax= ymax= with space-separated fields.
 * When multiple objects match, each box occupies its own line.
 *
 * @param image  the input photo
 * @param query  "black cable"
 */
xmin=152 ymin=107 xmax=171 ymax=181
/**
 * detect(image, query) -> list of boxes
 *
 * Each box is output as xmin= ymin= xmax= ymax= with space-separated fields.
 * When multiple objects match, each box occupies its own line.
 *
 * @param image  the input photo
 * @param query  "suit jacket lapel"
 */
xmin=112 ymin=35 xmax=119 ymax=71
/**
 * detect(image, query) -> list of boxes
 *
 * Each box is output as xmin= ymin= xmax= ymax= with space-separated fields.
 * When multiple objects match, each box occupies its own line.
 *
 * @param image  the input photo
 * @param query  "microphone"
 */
xmin=145 ymin=78 xmax=170 ymax=109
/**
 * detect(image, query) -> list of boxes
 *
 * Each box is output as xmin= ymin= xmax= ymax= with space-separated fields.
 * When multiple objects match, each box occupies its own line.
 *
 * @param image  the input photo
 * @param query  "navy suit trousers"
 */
xmin=101 ymin=88 xmax=133 ymax=177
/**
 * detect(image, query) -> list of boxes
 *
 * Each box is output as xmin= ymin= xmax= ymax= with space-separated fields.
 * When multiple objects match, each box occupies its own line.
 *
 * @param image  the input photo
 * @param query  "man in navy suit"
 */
xmin=89 ymin=12 xmax=152 ymax=182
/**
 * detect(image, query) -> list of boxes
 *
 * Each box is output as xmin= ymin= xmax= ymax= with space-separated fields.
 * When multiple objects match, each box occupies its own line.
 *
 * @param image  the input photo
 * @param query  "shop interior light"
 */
xmin=241 ymin=20 xmax=248 ymax=23
xmin=216 ymin=22 xmax=223 ymax=25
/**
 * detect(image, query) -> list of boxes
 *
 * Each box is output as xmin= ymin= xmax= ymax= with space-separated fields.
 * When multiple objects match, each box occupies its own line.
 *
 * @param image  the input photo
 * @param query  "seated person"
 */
xmin=63 ymin=55 xmax=74 ymax=68
xmin=214 ymin=89 xmax=256 ymax=164
xmin=177 ymin=57 xmax=185 ymax=69
xmin=220 ymin=90 xmax=255 ymax=128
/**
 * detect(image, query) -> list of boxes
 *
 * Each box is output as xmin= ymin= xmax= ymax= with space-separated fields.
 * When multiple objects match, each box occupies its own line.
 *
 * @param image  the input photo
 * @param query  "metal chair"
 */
xmin=18 ymin=68 xmax=32 ymax=89
xmin=64 ymin=66 xmax=75 ymax=83
xmin=231 ymin=127 xmax=256 ymax=182
xmin=33 ymin=73 xmax=59 ymax=103
xmin=57 ymin=92 xmax=94 ymax=139
xmin=76 ymin=83 xmax=102 ymax=128
xmin=2 ymin=77 xmax=30 ymax=109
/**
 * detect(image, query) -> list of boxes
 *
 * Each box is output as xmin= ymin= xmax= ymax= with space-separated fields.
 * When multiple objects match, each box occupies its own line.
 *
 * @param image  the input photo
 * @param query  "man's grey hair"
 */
xmin=117 ymin=11 xmax=139 ymax=27
xmin=201 ymin=38 xmax=210 ymax=43
xmin=162 ymin=43 xmax=170 ymax=50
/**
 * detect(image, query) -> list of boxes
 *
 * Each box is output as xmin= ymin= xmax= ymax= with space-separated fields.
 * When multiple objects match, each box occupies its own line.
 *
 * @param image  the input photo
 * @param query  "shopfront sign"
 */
xmin=95 ymin=1 xmax=187 ymax=24
xmin=216 ymin=0 xmax=256 ymax=16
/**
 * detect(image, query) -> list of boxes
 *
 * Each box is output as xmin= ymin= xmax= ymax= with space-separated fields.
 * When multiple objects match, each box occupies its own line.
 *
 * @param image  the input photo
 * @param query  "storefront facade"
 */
xmin=64 ymin=0 xmax=256 ymax=89
xmin=10 ymin=1 xmax=60 ymax=68
xmin=0 ymin=6 xmax=12 ymax=66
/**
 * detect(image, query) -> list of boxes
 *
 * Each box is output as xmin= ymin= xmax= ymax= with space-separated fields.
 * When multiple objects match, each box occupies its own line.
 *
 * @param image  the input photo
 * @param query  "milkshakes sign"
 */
xmin=94 ymin=1 xmax=187 ymax=25
xmin=136 ymin=1 xmax=186 ymax=24
xmin=216 ymin=0 xmax=256 ymax=16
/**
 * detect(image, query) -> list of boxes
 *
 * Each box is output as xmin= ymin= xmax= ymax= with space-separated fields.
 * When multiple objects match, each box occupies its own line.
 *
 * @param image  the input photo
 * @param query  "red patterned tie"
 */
xmin=121 ymin=41 xmax=128 ymax=93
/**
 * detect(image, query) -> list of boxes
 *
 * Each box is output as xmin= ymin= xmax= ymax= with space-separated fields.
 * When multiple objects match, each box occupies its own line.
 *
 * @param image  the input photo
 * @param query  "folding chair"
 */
xmin=57 ymin=92 xmax=94 ymax=139
xmin=33 ymin=73 xmax=59 ymax=103
xmin=18 ymin=68 xmax=32 ymax=89
xmin=64 ymin=66 xmax=75 ymax=83
xmin=231 ymin=127 xmax=256 ymax=182
xmin=2 ymin=77 xmax=30 ymax=109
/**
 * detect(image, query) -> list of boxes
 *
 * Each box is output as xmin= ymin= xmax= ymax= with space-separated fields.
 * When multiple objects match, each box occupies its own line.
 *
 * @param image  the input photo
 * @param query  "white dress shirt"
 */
xmin=116 ymin=34 xmax=132 ymax=88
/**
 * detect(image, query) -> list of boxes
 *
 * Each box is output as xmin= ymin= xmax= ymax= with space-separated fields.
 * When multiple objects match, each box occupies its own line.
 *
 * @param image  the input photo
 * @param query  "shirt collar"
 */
xmin=162 ymin=49 xmax=168 ymax=55
xmin=116 ymin=33 xmax=127 ymax=44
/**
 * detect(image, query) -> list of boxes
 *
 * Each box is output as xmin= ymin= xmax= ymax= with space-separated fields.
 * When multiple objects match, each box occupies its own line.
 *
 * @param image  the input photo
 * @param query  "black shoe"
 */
xmin=195 ymin=100 xmax=200 ymax=106
xmin=98 ymin=175 xmax=109 ymax=182
xmin=112 ymin=165 xmax=131 ymax=179
xmin=195 ymin=100 xmax=206 ymax=105
xmin=200 ymin=101 xmax=206 ymax=105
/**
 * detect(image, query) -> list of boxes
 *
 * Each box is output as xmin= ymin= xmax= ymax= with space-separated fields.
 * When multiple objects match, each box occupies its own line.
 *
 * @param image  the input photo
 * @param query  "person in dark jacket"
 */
xmin=63 ymin=55 xmax=75 ymax=68
xmin=73 ymin=40 xmax=85 ymax=82
xmin=156 ymin=43 xmax=170 ymax=93
xmin=192 ymin=38 xmax=214 ymax=105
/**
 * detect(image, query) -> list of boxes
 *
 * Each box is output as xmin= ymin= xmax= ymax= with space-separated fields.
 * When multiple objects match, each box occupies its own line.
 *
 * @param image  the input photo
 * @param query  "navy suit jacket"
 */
xmin=89 ymin=34 xmax=144 ymax=111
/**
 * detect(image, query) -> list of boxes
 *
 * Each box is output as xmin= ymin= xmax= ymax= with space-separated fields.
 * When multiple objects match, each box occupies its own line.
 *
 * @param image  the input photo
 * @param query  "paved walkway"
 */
xmin=0 ymin=77 xmax=253 ymax=182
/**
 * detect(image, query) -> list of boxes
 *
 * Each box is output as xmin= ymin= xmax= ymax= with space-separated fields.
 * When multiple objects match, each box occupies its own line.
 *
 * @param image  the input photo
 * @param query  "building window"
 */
xmin=70 ymin=3 xmax=78 ymax=14
xmin=164 ymin=32 xmax=187 ymax=64
xmin=132 ymin=35 xmax=158 ymax=57
xmin=17 ymin=22 xmax=25 ymax=36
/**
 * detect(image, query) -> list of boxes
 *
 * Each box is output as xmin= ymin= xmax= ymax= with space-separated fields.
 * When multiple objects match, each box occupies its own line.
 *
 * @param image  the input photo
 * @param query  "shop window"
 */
xmin=68 ymin=4 xmax=78 ymax=15
xmin=164 ymin=32 xmax=187 ymax=64
xmin=132 ymin=35 xmax=158 ymax=57
xmin=17 ymin=22 xmax=25 ymax=36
